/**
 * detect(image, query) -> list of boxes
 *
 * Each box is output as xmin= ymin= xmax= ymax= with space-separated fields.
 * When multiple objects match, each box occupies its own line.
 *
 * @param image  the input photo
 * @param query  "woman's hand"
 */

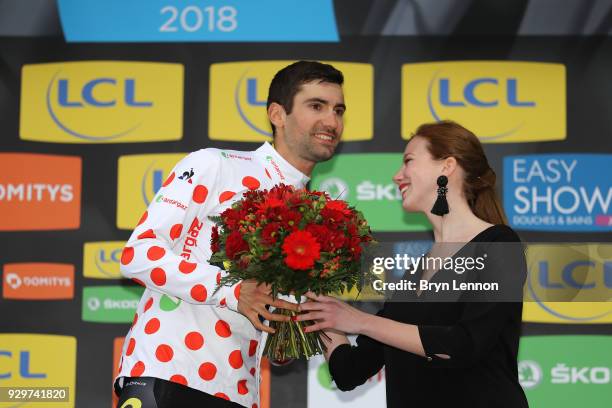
xmin=297 ymin=292 xmax=368 ymax=334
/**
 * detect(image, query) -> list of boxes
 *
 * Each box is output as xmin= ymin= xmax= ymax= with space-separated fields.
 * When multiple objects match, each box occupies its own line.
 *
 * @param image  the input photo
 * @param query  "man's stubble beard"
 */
xmin=302 ymin=143 xmax=336 ymax=163
xmin=290 ymin=132 xmax=339 ymax=164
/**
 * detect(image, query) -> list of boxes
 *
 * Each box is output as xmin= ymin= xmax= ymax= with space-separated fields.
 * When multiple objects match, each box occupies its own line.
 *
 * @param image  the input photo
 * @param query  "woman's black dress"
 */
xmin=329 ymin=224 xmax=529 ymax=407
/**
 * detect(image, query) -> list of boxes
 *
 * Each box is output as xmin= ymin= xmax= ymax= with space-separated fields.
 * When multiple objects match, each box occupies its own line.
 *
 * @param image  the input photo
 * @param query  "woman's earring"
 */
xmin=431 ymin=175 xmax=449 ymax=216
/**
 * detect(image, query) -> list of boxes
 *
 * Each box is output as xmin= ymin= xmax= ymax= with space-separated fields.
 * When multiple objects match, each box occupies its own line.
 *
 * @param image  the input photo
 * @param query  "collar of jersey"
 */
xmin=254 ymin=142 xmax=310 ymax=187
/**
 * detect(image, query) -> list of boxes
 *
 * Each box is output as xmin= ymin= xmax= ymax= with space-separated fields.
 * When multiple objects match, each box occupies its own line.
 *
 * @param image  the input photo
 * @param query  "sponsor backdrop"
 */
xmin=1 ymin=1 xmax=611 ymax=407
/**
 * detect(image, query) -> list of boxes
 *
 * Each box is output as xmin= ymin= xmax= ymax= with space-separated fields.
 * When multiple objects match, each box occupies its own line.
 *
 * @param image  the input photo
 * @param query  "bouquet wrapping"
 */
xmin=209 ymin=184 xmax=374 ymax=360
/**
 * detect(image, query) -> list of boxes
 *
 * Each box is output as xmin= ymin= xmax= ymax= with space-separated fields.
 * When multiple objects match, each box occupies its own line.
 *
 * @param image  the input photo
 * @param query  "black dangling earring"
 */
xmin=431 ymin=175 xmax=449 ymax=216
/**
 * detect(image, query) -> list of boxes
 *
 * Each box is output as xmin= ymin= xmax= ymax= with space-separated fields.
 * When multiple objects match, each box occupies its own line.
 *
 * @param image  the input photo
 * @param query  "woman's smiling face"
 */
xmin=393 ymin=136 xmax=446 ymax=213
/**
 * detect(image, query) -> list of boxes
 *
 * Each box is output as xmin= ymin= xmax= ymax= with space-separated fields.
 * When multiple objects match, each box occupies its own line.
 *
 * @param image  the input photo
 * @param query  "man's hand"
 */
xmin=237 ymin=280 xmax=299 ymax=334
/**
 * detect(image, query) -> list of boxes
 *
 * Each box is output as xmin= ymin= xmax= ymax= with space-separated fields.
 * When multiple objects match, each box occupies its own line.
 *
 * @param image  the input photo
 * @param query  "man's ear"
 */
xmin=268 ymin=102 xmax=286 ymax=131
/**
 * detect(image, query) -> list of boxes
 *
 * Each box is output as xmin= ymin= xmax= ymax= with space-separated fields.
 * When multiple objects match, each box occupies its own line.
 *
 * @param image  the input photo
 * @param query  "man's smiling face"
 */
xmin=279 ymin=80 xmax=346 ymax=166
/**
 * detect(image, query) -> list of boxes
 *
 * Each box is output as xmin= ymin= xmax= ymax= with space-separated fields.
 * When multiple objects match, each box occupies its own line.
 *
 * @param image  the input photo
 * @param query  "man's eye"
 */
xmin=311 ymin=103 xmax=322 ymax=110
xmin=335 ymin=108 xmax=345 ymax=116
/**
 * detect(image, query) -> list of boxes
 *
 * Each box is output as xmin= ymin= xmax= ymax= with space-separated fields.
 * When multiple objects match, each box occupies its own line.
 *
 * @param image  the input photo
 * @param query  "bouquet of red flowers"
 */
xmin=209 ymin=184 xmax=374 ymax=360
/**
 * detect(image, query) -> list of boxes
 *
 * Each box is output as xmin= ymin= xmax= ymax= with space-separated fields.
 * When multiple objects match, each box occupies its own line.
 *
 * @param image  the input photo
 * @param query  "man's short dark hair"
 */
xmin=267 ymin=60 xmax=344 ymax=136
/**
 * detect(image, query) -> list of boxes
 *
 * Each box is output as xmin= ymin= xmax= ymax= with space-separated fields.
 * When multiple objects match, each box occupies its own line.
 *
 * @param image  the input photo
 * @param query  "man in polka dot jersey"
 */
xmin=115 ymin=61 xmax=347 ymax=408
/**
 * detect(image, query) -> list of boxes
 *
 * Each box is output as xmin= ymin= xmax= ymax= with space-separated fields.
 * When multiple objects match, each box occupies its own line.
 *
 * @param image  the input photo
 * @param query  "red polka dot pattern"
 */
xmin=193 ymin=185 xmax=209 ymax=204
xmin=121 ymin=247 xmax=134 ymax=265
xmin=170 ymin=375 xmax=188 ymax=386
xmin=179 ymin=260 xmax=197 ymax=274
xmin=162 ymin=172 xmax=175 ymax=187
xmin=215 ymin=320 xmax=231 ymax=338
xmin=137 ymin=229 xmax=156 ymax=240
xmin=144 ymin=318 xmax=160 ymax=334
xmin=132 ymin=278 xmax=145 ymax=287
xmin=248 ymin=340 xmax=258 ymax=357
xmin=185 ymin=332 xmax=204 ymax=350
xmin=117 ymin=164 xmax=287 ymax=406
xmin=219 ymin=191 xmax=236 ymax=203
xmin=144 ymin=297 xmax=153 ymax=312
xmin=242 ymin=176 xmax=260 ymax=190
xmin=131 ymin=361 xmax=145 ymax=376
xmin=137 ymin=211 xmax=148 ymax=226
xmin=156 ymin=344 xmax=174 ymax=362
xmin=237 ymin=379 xmax=248 ymax=395
xmin=147 ymin=246 xmax=165 ymax=261
xmin=126 ymin=338 xmax=136 ymax=356
xmin=199 ymin=362 xmax=217 ymax=381
xmin=228 ymin=350 xmax=243 ymax=369
xmin=191 ymin=285 xmax=207 ymax=302
xmin=150 ymin=268 xmax=166 ymax=286
xmin=170 ymin=224 xmax=183 ymax=240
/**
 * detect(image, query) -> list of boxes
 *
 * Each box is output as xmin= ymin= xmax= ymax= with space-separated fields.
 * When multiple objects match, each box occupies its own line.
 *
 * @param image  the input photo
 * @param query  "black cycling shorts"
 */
xmin=115 ymin=377 xmax=243 ymax=408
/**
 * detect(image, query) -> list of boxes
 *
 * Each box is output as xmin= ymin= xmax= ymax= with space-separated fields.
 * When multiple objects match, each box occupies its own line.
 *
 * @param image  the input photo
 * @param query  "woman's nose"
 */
xmin=392 ymin=168 xmax=403 ymax=185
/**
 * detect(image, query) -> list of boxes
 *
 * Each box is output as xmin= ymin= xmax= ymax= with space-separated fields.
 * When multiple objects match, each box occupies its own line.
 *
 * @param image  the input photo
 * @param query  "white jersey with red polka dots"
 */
xmin=115 ymin=142 xmax=309 ymax=408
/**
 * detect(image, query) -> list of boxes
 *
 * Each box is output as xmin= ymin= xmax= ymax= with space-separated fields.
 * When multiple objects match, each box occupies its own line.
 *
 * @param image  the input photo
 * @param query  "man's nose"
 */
xmin=321 ymin=109 xmax=340 ymax=130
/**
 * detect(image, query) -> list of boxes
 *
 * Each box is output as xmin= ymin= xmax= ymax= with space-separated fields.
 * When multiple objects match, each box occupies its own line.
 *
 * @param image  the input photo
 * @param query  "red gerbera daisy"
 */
xmin=281 ymin=230 xmax=321 ymax=270
xmin=325 ymin=200 xmax=352 ymax=215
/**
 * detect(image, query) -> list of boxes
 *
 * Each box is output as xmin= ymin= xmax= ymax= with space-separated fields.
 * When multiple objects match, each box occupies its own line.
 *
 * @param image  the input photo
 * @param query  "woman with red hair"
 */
xmin=298 ymin=120 xmax=529 ymax=407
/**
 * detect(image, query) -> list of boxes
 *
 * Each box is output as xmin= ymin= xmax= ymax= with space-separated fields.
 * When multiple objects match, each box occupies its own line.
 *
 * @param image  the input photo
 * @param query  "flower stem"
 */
xmin=263 ymin=308 xmax=324 ymax=361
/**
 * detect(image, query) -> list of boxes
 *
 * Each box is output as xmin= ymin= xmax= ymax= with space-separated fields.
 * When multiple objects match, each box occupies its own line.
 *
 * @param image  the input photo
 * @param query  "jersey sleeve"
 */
xmin=119 ymin=149 xmax=241 ymax=310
